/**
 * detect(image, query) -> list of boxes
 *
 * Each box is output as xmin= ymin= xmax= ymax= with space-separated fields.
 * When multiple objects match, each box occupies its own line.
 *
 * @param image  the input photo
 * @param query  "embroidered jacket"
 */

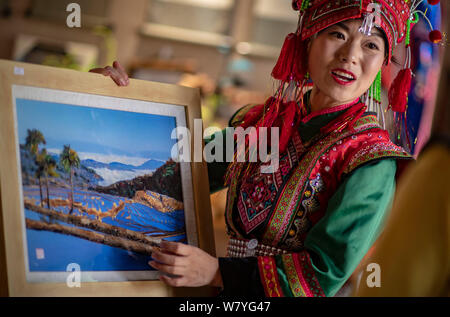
xmin=207 ymin=102 xmax=411 ymax=297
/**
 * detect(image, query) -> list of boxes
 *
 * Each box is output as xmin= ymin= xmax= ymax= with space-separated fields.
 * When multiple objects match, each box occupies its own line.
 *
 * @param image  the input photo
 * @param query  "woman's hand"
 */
xmin=149 ymin=240 xmax=223 ymax=288
xmin=89 ymin=61 xmax=130 ymax=87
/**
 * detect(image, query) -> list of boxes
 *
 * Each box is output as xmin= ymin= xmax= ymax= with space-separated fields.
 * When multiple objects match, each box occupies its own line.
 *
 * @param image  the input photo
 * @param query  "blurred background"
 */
xmin=0 ymin=0 xmax=445 ymax=257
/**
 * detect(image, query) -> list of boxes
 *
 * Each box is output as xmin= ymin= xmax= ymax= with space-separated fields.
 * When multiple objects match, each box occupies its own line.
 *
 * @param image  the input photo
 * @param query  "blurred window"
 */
xmin=147 ymin=0 xmax=235 ymax=35
xmin=250 ymin=0 xmax=298 ymax=47
xmin=29 ymin=0 xmax=110 ymax=26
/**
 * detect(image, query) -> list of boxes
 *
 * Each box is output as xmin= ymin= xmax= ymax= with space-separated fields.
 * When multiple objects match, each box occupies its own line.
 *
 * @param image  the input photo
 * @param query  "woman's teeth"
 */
xmin=332 ymin=71 xmax=355 ymax=81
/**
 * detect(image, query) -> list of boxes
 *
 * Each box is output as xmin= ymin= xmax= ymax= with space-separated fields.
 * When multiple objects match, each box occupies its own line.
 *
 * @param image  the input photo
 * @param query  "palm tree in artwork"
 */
xmin=25 ymin=129 xmax=46 ymax=156
xmin=59 ymin=145 xmax=80 ymax=214
xmin=41 ymin=149 xmax=58 ymax=209
xmin=34 ymin=154 xmax=45 ymax=207
xmin=24 ymin=129 xmax=46 ymax=184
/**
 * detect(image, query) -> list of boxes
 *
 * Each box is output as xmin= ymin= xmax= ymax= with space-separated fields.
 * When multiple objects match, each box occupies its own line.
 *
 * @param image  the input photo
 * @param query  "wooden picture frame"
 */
xmin=0 ymin=59 xmax=215 ymax=297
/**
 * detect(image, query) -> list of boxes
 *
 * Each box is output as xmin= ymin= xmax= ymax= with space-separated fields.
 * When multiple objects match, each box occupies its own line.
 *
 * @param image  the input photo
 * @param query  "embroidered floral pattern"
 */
xmin=281 ymin=253 xmax=326 ymax=297
xmin=283 ymin=173 xmax=325 ymax=249
xmin=344 ymin=139 xmax=410 ymax=174
xmin=257 ymin=252 xmax=326 ymax=297
xmin=236 ymin=143 xmax=299 ymax=234
xmin=301 ymin=174 xmax=325 ymax=214
xmin=284 ymin=218 xmax=311 ymax=250
xmin=257 ymin=256 xmax=284 ymax=297
xmin=263 ymin=116 xmax=380 ymax=246
xmin=237 ymin=174 xmax=277 ymax=233
xmin=282 ymin=254 xmax=308 ymax=297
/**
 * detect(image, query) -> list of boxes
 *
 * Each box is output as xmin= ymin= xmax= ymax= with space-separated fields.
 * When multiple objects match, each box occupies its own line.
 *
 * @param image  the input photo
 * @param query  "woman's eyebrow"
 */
xmin=370 ymin=30 xmax=385 ymax=41
xmin=335 ymin=22 xmax=350 ymax=31
xmin=335 ymin=22 xmax=384 ymax=41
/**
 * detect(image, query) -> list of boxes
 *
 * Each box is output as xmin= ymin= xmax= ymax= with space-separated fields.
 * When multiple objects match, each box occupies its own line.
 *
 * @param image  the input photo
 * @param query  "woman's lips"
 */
xmin=330 ymin=68 xmax=357 ymax=86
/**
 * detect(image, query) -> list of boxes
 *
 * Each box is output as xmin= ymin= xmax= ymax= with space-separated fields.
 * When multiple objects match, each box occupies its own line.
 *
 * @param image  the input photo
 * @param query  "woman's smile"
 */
xmin=330 ymin=68 xmax=357 ymax=86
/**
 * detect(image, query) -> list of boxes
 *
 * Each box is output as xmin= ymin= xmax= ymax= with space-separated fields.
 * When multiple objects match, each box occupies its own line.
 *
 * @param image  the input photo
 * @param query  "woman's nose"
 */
xmin=341 ymin=54 xmax=356 ymax=64
xmin=339 ymin=44 xmax=358 ymax=64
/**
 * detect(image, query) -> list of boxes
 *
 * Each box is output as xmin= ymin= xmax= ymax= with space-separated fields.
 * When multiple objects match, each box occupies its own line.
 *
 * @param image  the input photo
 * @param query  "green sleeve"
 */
xmin=303 ymin=158 xmax=397 ymax=296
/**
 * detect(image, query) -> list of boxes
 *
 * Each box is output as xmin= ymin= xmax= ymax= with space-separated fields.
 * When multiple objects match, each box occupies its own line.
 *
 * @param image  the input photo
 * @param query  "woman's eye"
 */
xmin=367 ymin=42 xmax=379 ymax=50
xmin=331 ymin=32 xmax=345 ymax=40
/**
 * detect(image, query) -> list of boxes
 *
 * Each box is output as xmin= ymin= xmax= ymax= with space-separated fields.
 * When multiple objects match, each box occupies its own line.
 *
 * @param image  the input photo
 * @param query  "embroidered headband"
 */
xmin=291 ymin=0 xmax=412 ymax=63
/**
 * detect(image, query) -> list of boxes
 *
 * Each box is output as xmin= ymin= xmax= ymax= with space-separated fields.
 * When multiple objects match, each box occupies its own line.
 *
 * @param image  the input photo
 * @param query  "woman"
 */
xmin=90 ymin=0 xmax=439 ymax=296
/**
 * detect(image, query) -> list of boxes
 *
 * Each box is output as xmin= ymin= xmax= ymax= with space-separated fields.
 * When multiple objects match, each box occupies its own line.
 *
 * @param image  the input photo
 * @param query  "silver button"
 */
xmin=247 ymin=239 xmax=258 ymax=250
xmin=245 ymin=239 xmax=258 ymax=257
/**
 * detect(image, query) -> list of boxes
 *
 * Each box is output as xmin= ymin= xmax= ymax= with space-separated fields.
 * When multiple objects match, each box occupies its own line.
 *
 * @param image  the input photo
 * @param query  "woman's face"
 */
xmin=307 ymin=19 xmax=387 ymax=107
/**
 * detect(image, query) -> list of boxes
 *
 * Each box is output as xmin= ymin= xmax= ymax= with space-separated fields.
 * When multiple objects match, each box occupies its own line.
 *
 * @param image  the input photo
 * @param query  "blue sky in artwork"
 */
xmin=16 ymin=98 xmax=178 ymax=163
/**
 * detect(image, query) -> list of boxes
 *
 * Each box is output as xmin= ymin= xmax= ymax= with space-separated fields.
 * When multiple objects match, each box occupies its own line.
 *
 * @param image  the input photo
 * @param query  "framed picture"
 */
xmin=0 ymin=59 xmax=215 ymax=296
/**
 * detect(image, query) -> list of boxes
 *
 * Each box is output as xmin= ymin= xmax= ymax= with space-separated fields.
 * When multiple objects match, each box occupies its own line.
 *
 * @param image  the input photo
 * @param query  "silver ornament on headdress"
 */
xmin=359 ymin=3 xmax=382 ymax=36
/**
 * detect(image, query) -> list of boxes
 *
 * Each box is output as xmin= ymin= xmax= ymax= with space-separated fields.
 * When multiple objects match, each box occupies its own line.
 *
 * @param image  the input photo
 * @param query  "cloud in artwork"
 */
xmin=93 ymin=168 xmax=154 ymax=186
xmin=47 ymin=148 xmax=159 ymax=167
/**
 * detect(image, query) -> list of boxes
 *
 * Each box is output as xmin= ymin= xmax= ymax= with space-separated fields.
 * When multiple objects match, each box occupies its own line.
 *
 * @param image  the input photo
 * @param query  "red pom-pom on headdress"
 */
xmin=429 ymin=30 xmax=443 ymax=43
xmin=388 ymin=68 xmax=413 ymax=113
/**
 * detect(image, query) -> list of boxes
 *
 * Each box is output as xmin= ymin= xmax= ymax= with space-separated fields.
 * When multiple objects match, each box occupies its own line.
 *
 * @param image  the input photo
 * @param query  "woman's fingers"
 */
xmin=89 ymin=61 xmax=129 ymax=86
xmin=151 ymin=249 xmax=186 ymax=266
xmin=113 ymin=61 xmax=129 ymax=83
xmin=149 ymin=242 xmax=221 ymax=288
xmin=159 ymin=240 xmax=190 ymax=256
xmin=88 ymin=67 xmax=111 ymax=76
xmin=105 ymin=65 xmax=128 ymax=86
xmin=150 ymin=255 xmax=189 ymax=287
xmin=149 ymin=260 xmax=184 ymax=276
xmin=159 ymin=275 xmax=187 ymax=287
xmin=149 ymin=248 xmax=187 ymax=276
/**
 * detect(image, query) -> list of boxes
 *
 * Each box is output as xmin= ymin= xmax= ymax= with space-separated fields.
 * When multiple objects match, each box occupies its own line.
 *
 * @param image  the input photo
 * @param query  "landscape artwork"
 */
xmin=13 ymin=86 xmax=191 ymax=283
